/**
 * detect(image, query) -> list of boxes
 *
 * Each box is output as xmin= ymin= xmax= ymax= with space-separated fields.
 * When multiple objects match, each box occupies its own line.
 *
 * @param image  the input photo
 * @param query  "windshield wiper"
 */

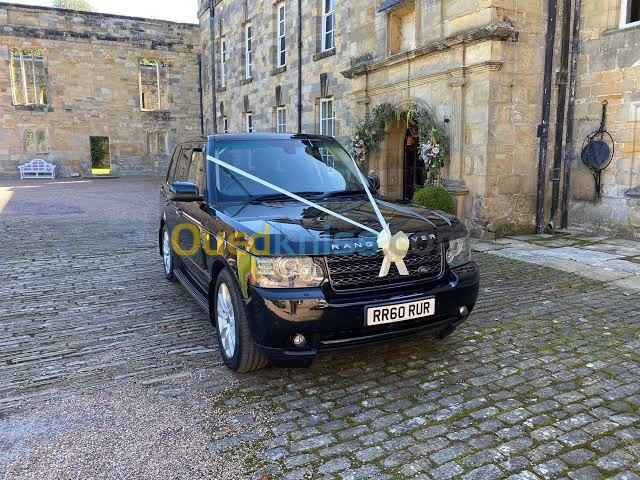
xmin=319 ymin=190 xmax=367 ymax=199
xmin=250 ymin=192 xmax=324 ymax=203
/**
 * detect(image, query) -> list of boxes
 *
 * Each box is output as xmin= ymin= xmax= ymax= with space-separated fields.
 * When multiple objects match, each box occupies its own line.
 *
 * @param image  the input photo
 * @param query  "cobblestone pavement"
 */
xmin=1 ymin=179 xmax=639 ymax=480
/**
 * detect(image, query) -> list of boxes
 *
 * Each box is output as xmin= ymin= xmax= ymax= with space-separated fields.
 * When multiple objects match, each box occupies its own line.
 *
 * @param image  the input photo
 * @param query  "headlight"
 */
xmin=250 ymin=256 xmax=325 ymax=288
xmin=446 ymin=235 xmax=472 ymax=268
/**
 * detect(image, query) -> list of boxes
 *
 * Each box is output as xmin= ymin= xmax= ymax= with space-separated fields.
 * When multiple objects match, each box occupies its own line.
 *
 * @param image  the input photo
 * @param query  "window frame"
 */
xmin=321 ymin=0 xmax=335 ymax=52
xmin=139 ymin=59 xmax=168 ymax=112
xmin=166 ymin=146 xmax=182 ymax=183
xmin=24 ymin=128 xmax=48 ymax=154
xmin=174 ymin=146 xmax=192 ymax=182
xmin=10 ymin=49 xmax=47 ymax=106
xmin=620 ymin=0 xmax=640 ymax=28
xmin=187 ymin=148 xmax=206 ymax=194
xmin=319 ymin=98 xmax=335 ymax=137
xmin=245 ymin=112 xmax=254 ymax=133
xmin=276 ymin=106 xmax=287 ymax=133
xmin=277 ymin=2 xmax=286 ymax=67
xmin=148 ymin=131 xmax=168 ymax=155
xmin=245 ymin=23 xmax=253 ymax=80
xmin=220 ymin=38 xmax=227 ymax=87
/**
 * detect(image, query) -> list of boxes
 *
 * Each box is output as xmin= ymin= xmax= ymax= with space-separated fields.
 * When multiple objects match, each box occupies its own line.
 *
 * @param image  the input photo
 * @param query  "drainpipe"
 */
xmin=297 ymin=0 xmax=302 ymax=133
xmin=197 ymin=54 xmax=205 ymax=135
xmin=548 ymin=0 xmax=573 ymax=232
xmin=210 ymin=0 xmax=218 ymax=133
xmin=561 ymin=0 xmax=581 ymax=229
xmin=535 ymin=0 xmax=558 ymax=234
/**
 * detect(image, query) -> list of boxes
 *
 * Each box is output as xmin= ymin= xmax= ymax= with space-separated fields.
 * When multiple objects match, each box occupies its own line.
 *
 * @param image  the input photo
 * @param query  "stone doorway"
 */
xmin=90 ymin=136 xmax=111 ymax=175
xmin=403 ymin=128 xmax=425 ymax=201
xmin=375 ymin=114 xmax=425 ymax=202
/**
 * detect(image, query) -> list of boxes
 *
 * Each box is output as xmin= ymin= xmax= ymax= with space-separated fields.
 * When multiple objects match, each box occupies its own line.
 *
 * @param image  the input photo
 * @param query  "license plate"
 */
xmin=366 ymin=298 xmax=436 ymax=326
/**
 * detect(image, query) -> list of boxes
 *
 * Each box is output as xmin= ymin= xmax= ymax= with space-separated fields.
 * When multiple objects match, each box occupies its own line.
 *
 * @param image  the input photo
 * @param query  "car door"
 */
xmin=162 ymin=145 xmax=184 ymax=251
xmin=179 ymin=145 xmax=210 ymax=290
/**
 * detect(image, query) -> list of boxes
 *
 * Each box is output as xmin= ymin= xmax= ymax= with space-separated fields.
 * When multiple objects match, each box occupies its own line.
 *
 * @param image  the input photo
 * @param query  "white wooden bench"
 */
xmin=19 ymin=159 xmax=57 ymax=180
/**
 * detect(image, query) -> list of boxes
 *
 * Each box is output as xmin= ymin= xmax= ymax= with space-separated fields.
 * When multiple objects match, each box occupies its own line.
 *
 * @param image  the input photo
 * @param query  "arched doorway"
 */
xmin=403 ymin=127 xmax=425 ymax=201
xmin=367 ymin=101 xmax=437 ymax=201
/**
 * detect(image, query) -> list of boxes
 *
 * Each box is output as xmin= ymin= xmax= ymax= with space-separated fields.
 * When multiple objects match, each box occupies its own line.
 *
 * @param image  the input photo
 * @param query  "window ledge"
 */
xmin=313 ymin=48 xmax=336 ymax=61
xmin=240 ymin=77 xmax=253 ymax=85
xmin=625 ymin=186 xmax=640 ymax=198
xmin=141 ymin=110 xmax=171 ymax=120
xmin=14 ymin=104 xmax=53 ymax=112
xmin=216 ymin=86 xmax=227 ymax=93
xmin=270 ymin=65 xmax=287 ymax=76
xmin=603 ymin=22 xmax=640 ymax=35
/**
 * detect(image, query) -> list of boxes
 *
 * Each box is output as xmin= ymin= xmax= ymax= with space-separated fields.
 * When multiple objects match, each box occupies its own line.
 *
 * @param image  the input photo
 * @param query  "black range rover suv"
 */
xmin=159 ymin=134 xmax=479 ymax=372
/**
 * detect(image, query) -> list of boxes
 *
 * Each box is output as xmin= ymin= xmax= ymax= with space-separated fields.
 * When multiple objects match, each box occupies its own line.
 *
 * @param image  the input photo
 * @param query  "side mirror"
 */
xmin=367 ymin=175 xmax=381 ymax=192
xmin=169 ymin=181 xmax=203 ymax=202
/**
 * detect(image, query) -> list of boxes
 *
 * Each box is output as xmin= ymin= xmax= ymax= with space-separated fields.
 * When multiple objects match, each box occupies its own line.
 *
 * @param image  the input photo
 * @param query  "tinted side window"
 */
xmin=166 ymin=147 xmax=181 ymax=183
xmin=188 ymin=150 xmax=205 ymax=193
xmin=174 ymin=147 xmax=191 ymax=182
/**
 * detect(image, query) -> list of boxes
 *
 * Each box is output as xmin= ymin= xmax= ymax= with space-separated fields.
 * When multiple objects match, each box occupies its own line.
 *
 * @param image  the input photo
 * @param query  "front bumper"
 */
xmin=245 ymin=262 xmax=480 ymax=361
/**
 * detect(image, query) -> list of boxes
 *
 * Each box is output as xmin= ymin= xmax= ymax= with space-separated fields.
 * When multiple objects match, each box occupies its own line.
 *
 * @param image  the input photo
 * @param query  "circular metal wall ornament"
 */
xmin=581 ymin=101 xmax=614 ymax=199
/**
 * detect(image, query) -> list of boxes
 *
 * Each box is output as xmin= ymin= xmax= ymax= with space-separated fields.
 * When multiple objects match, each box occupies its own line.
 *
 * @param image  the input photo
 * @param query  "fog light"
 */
xmin=292 ymin=334 xmax=307 ymax=348
xmin=458 ymin=306 xmax=469 ymax=318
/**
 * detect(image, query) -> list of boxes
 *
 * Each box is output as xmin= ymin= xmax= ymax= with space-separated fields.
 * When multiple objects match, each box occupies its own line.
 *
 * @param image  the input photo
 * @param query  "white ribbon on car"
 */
xmin=206 ymin=154 xmax=410 ymax=277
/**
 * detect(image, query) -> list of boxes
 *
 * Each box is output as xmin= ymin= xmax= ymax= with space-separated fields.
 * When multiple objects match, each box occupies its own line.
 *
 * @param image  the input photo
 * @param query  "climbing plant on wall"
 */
xmin=350 ymin=102 xmax=447 ymax=186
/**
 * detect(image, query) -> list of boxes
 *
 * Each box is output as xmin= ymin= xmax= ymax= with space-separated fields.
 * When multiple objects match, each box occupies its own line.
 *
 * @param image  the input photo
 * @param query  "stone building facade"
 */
xmin=197 ymin=0 xmax=640 ymax=237
xmin=1 ymin=1 xmax=638 ymax=237
xmin=0 ymin=3 xmax=202 ymax=177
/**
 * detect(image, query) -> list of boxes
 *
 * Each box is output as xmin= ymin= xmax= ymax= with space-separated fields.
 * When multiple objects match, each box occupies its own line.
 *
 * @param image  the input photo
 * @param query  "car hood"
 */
xmin=216 ymin=198 xmax=467 ymax=255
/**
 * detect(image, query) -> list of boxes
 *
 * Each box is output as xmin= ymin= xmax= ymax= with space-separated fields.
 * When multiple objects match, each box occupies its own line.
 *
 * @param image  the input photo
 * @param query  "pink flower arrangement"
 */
xmin=352 ymin=137 xmax=367 ymax=159
xmin=420 ymin=143 xmax=441 ymax=162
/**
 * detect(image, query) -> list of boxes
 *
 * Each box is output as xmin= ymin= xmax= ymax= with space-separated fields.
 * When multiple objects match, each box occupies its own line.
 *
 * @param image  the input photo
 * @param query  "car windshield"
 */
xmin=210 ymin=138 xmax=366 ymax=203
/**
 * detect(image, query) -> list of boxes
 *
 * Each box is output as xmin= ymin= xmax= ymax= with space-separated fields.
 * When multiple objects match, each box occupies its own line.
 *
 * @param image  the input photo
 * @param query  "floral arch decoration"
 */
xmin=350 ymin=102 xmax=448 ymax=186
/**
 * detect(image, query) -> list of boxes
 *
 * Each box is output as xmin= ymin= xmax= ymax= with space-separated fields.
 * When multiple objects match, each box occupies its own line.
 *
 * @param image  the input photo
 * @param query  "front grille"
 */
xmin=325 ymin=243 xmax=444 ymax=291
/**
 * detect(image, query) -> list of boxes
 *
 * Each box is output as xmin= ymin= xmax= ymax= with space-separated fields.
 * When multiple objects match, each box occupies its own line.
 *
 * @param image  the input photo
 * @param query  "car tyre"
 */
xmin=435 ymin=324 xmax=457 ymax=340
xmin=213 ymin=269 xmax=268 ymax=373
xmin=162 ymin=225 xmax=178 ymax=282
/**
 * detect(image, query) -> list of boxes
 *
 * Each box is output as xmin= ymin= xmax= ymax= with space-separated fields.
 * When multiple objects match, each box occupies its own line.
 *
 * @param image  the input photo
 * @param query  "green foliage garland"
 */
xmin=351 ymin=102 xmax=447 ymax=186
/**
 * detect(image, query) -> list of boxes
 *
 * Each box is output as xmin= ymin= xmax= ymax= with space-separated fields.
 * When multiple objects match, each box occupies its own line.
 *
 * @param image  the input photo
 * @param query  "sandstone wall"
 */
xmin=568 ymin=1 xmax=640 ymax=235
xmin=0 ymin=3 xmax=202 ymax=178
xmin=198 ymin=0 xmax=354 ymax=147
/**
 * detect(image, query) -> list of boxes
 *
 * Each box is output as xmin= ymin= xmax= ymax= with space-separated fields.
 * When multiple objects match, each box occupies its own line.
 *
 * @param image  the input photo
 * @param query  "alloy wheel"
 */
xmin=217 ymin=283 xmax=237 ymax=358
xmin=163 ymin=229 xmax=172 ymax=275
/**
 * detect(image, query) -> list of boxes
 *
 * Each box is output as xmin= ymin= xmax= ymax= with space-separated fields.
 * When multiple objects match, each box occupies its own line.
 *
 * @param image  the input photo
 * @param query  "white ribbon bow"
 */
xmin=206 ymin=153 xmax=412 ymax=277
xmin=377 ymin=228 xmax=410 ymax=277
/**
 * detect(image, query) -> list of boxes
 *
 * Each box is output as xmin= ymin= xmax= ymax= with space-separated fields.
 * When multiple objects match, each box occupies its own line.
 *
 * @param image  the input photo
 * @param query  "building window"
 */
xmin=319 ymin=98 xmax=335 ymax=136
xmin=322 ymin=0 xmax=335 ymax=51
xmin=220 ymin=38 xmax=227 ymax=87
xmin=277 ymin=2 xmax=286 ymax=67
xmin=620 ymin=0 xmax=640 ymax=26
xmin=24 ymin=128 xmax=47 ymax=153
xmin=245 ymin=24 xmax=253 ymax=79
xmin=246 ymin=112 xmax=253 ymax=133
xmin=276 ymin=107 xmax=287 ymax=133
xmin=148 ymin=131 xmax=168 ymax=155
xmin=139 ymin=59 xmax=168 ymax=111
xmin=223 ymin=116 xmax=229 ymax=133
xmin=10 ymin=49 xmax=47 ymax=106
xmin=387 ymin=3 xmax=416 ymax=54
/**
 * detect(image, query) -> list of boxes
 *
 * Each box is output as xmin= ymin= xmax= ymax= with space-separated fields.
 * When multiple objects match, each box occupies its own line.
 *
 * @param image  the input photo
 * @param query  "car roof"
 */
xmin=206 ymin=133 xmax=335 ymax=142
